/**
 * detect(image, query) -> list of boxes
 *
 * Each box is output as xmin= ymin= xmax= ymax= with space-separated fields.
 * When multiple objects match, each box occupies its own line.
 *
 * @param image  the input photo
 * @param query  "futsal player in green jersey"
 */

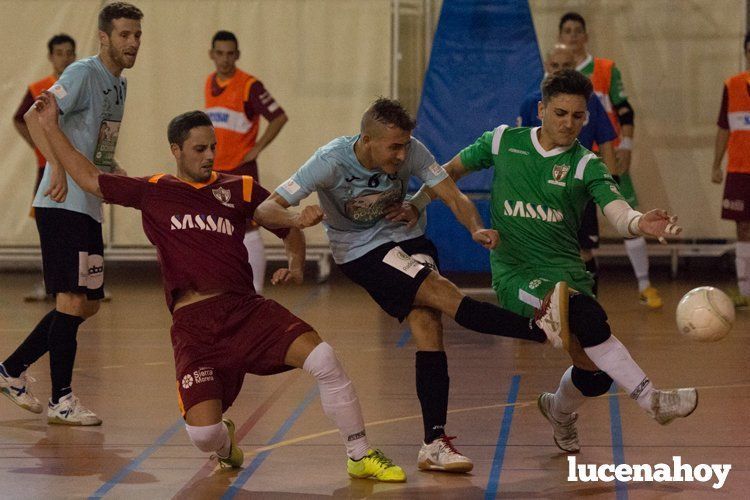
xmin=411 ymin=70 xmax=697 ymax=453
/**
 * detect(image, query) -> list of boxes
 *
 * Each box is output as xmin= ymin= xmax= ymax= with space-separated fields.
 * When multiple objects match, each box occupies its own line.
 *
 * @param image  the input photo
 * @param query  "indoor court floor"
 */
xmin=0 ymin=263 xmax=748 ymax=499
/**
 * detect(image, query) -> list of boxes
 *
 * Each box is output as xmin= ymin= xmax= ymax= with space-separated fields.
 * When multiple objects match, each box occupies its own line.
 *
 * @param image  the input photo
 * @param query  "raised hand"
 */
xmin=638 ymin=209 xmax=682 ymax=244
xmin=384 ymin=201 xmax=419 ymax=228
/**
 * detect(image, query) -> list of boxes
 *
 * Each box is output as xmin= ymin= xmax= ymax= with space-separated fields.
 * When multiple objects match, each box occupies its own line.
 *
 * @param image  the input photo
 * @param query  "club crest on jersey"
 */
xmin=212 ymin=187 xmax=234 ymax=208
xmin=548 ymin=164 xmax=571 ymax=187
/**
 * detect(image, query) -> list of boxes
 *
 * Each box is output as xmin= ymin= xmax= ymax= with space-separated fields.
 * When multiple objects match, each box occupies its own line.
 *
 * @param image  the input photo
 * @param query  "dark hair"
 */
xmin=541 ymin=69 xmax=593 ymax=103
xmin=212 ymin=30 xmax=238 ymax=49
xmin=744 ymin=32 xmax=750 ymax=51
xmin=361 ymin=97 xmax=416 ymax=132
xmin=47 ymin=34 xmax=75 ymax=54
xmin=99 ymin=2 xmax=143 ymax=35
xmin=559 ymin=12 xmax=586 ymax=33
xmin=168 ymin=111 xmax=213 ymax=148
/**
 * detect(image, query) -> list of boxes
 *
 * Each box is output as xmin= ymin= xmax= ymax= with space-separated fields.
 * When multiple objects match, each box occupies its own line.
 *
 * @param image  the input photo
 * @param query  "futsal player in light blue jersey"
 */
xmin=256 ymin=97 xmax=569 ymax=473
xmin=0 ymin=2 xmax=143 ymax=426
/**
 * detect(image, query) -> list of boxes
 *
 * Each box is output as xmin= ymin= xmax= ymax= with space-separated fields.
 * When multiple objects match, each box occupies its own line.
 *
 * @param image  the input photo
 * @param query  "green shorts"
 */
xmin=614 ymin=172 xmax=638 ymax=208
xmin=492 ymin=267 xmax=594 ymax=318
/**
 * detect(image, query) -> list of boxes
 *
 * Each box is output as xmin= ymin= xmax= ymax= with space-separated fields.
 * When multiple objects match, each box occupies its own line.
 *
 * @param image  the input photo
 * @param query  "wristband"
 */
xmin=409 ymin=190 xmax=432 ymax=213
xmin=618 ymin=136 xmax=633 ymax=151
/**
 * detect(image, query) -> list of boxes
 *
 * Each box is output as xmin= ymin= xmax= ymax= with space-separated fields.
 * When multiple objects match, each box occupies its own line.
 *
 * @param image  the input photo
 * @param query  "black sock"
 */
xmin=416 ymin=351 xmax=449 ymax=444
xmin=454 ymin=297 xmax=546 ymax=343
xmin=49 ymin=311 xmax=84 ymax=403
xmin=585 ymin=258 xmax=599 ymax=296
xmin=3 ymin=309 xmax=56 ymax=377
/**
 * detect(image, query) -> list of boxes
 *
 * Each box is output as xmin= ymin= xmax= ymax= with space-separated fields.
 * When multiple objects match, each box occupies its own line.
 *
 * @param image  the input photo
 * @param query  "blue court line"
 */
xmin=89 ymin=418 xmax=184 ymax=499
xmin=396 ymin=328 xmax=412 ymax=348
xmin=485 ymin=374 xmax=521 ymax=500
xmin=221 ymin=385 xmax=320 ymax=500
xmin=608 ymin=385 xmax=628 ymax=500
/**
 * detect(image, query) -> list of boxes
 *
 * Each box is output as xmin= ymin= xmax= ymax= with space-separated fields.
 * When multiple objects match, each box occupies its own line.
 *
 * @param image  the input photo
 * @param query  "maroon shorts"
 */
xmin=722 ymin=172 xmax=750 ymax=221
xmin=171 ymin=292 xmax=313 ymax=416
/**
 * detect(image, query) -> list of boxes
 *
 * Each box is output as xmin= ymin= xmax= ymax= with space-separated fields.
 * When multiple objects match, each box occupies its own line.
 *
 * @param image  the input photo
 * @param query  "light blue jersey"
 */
xmin=33 ymin=56 xmax=127 ymax=222
xmin=277 ymin=135 xmax=447 ymax=263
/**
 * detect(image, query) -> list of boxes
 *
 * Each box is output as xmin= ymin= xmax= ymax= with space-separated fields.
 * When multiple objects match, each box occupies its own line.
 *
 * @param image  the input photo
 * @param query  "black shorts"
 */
xmin=721 ymin=172 xmax=750 ymax=221
xmin=577 ymin=200 xmax=600 ymax=250
xmin=35 ymin=208 xmax=105 ymax=300
xmin=338 ymin=236 xmax=440 ymax=322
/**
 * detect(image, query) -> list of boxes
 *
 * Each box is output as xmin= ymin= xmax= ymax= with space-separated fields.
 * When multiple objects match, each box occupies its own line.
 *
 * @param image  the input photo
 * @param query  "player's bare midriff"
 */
xmin=173 ymin=289 xmax=225 ymax=312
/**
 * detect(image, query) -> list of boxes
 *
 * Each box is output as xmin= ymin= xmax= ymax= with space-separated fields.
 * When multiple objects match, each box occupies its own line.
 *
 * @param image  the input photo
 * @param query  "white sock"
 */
xmin=624 ymin=237 xmax=650 ymax=291
xmin=551 ymin=366 xmax=587 ymax=419
xmin=303 ymin=342 xmax=369 ymax=460
xmin=185 ymin=421 xmax=231 ymax=456
xmin=583 ymin=335 xmax=655 ymax=411
xmin=736 ymin=242 xmax=750 ymax=296
xmin=243 ymin=230 xmax=266 ymax=294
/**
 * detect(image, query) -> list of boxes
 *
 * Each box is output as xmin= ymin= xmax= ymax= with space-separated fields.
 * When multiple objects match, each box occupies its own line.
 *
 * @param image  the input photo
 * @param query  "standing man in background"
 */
xmin=205 ymin=30 xmax=288 ymax=294
xmin=13 ymin=34 xmax=76 ymax=302
xmin=711 ymin=32 xmax=750 ymax=308
xmin=0 ymin=2 xmax=143 ymax=426
xmin=517 ymin=43 xmax=618 ymax=296
xmin=558 ymin=12 xmax=662 ymax=309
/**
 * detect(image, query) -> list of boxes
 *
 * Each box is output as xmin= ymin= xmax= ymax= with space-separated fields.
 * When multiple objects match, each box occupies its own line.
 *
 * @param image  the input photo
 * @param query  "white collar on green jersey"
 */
xmin=530 ymin=127 xmax=576 ymax=157
xmin=576 ymin=53 xmax=593 ymax=72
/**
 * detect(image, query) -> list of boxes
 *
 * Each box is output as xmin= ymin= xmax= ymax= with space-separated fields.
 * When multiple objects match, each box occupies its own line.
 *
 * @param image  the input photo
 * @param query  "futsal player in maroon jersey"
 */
xmin=31 ymin=91 xmax=406 ymax=482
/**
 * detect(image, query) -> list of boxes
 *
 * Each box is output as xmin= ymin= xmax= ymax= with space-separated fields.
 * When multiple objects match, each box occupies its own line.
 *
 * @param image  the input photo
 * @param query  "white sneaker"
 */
xmin=534 ymin=282 xmax=570 ymax=350
xmin=0 ymin=366 xmax=43 ymax=414
xmin=650 ymin=388 xmax=698 ymax=425
xmin=48 ymin=393 xmax=102 ymax=426
xmin=537 ymin=392 xmax=580 ymax=453
xmin=417 ymin=435 xmax=473 ymax=473
xmin=23 ymin=282 xmax=49 ymax=302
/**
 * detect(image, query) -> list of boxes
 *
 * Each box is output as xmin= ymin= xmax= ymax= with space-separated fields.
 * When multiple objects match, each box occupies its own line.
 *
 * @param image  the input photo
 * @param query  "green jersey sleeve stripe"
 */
xmin=491 ymin=125 xmax=509 ymax=155
xmin=574 ymin=153 xmax=597 ymax=180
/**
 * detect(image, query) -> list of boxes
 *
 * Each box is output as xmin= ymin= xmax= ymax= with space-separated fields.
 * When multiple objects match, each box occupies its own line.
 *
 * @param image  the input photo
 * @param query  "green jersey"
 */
xmin=577 ymin=54 xmax=627 ymax=107
xmin=459 ymin=125 xmax=625 ymax=278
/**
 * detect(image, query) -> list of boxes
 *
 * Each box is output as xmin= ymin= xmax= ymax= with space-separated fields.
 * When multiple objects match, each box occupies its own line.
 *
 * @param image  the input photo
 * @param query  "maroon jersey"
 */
xmin=98 ymin=171 xmax=289 ymax=311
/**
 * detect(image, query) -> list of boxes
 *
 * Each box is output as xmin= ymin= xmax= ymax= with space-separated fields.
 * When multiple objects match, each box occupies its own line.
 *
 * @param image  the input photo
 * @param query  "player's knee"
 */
xmin=302 ymin=342 xmax=344 ymax=382
xmin=81 ymin=299 xmax=101 ymax=318
xmin=408 ymin=308 xmax=443 ymax=349
xmin=56 ymin=292 xmax=95 ymax=318
xmin=571 ymin=366 xmax=613 ymax=397
xmin=185 ymin=421 xmax=227 ymax=452
xmin=569 ymin=293 xmax=611 ymax=348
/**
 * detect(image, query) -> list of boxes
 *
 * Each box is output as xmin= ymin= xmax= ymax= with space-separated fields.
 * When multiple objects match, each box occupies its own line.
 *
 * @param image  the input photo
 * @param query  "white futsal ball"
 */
xmin=675 ymin=287 xmax=734 ymax=342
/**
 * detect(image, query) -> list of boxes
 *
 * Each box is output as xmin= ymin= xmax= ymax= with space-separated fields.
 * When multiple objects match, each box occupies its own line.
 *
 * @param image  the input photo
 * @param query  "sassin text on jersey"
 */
xmin=503 ymin=200 xmax=564 ymax=222
xmin=169 ymin=214 xmax=235 ymax=236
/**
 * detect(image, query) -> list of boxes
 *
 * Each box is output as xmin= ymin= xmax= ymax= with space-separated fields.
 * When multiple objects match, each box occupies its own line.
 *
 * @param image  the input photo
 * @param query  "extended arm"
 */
xmin=254 ymin=192 xmax=323 ymax=229
xmin=24 ymin=100 xmax=68 ymax=201
xmin=411 ymin=157 xmax=497 ymax=249
xmin=33 ymin=91 xmax=102 ymax=198
xmin=271 ymin=226 xmax=307 ymax=285
xmin=603 ymin=199 xmax=681 ymax=243
xmin=711 ymin=127 xmax=730 ymax=184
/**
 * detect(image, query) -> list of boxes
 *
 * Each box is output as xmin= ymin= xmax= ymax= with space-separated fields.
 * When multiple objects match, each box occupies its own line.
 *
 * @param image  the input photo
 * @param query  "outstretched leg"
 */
xmin=285 ymin=331 xmax=406 ymax=482
xmin=568 ymin=292 xmax=697 ymax=424
xmin=414 ymin=271 xmax=546 ymax=343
